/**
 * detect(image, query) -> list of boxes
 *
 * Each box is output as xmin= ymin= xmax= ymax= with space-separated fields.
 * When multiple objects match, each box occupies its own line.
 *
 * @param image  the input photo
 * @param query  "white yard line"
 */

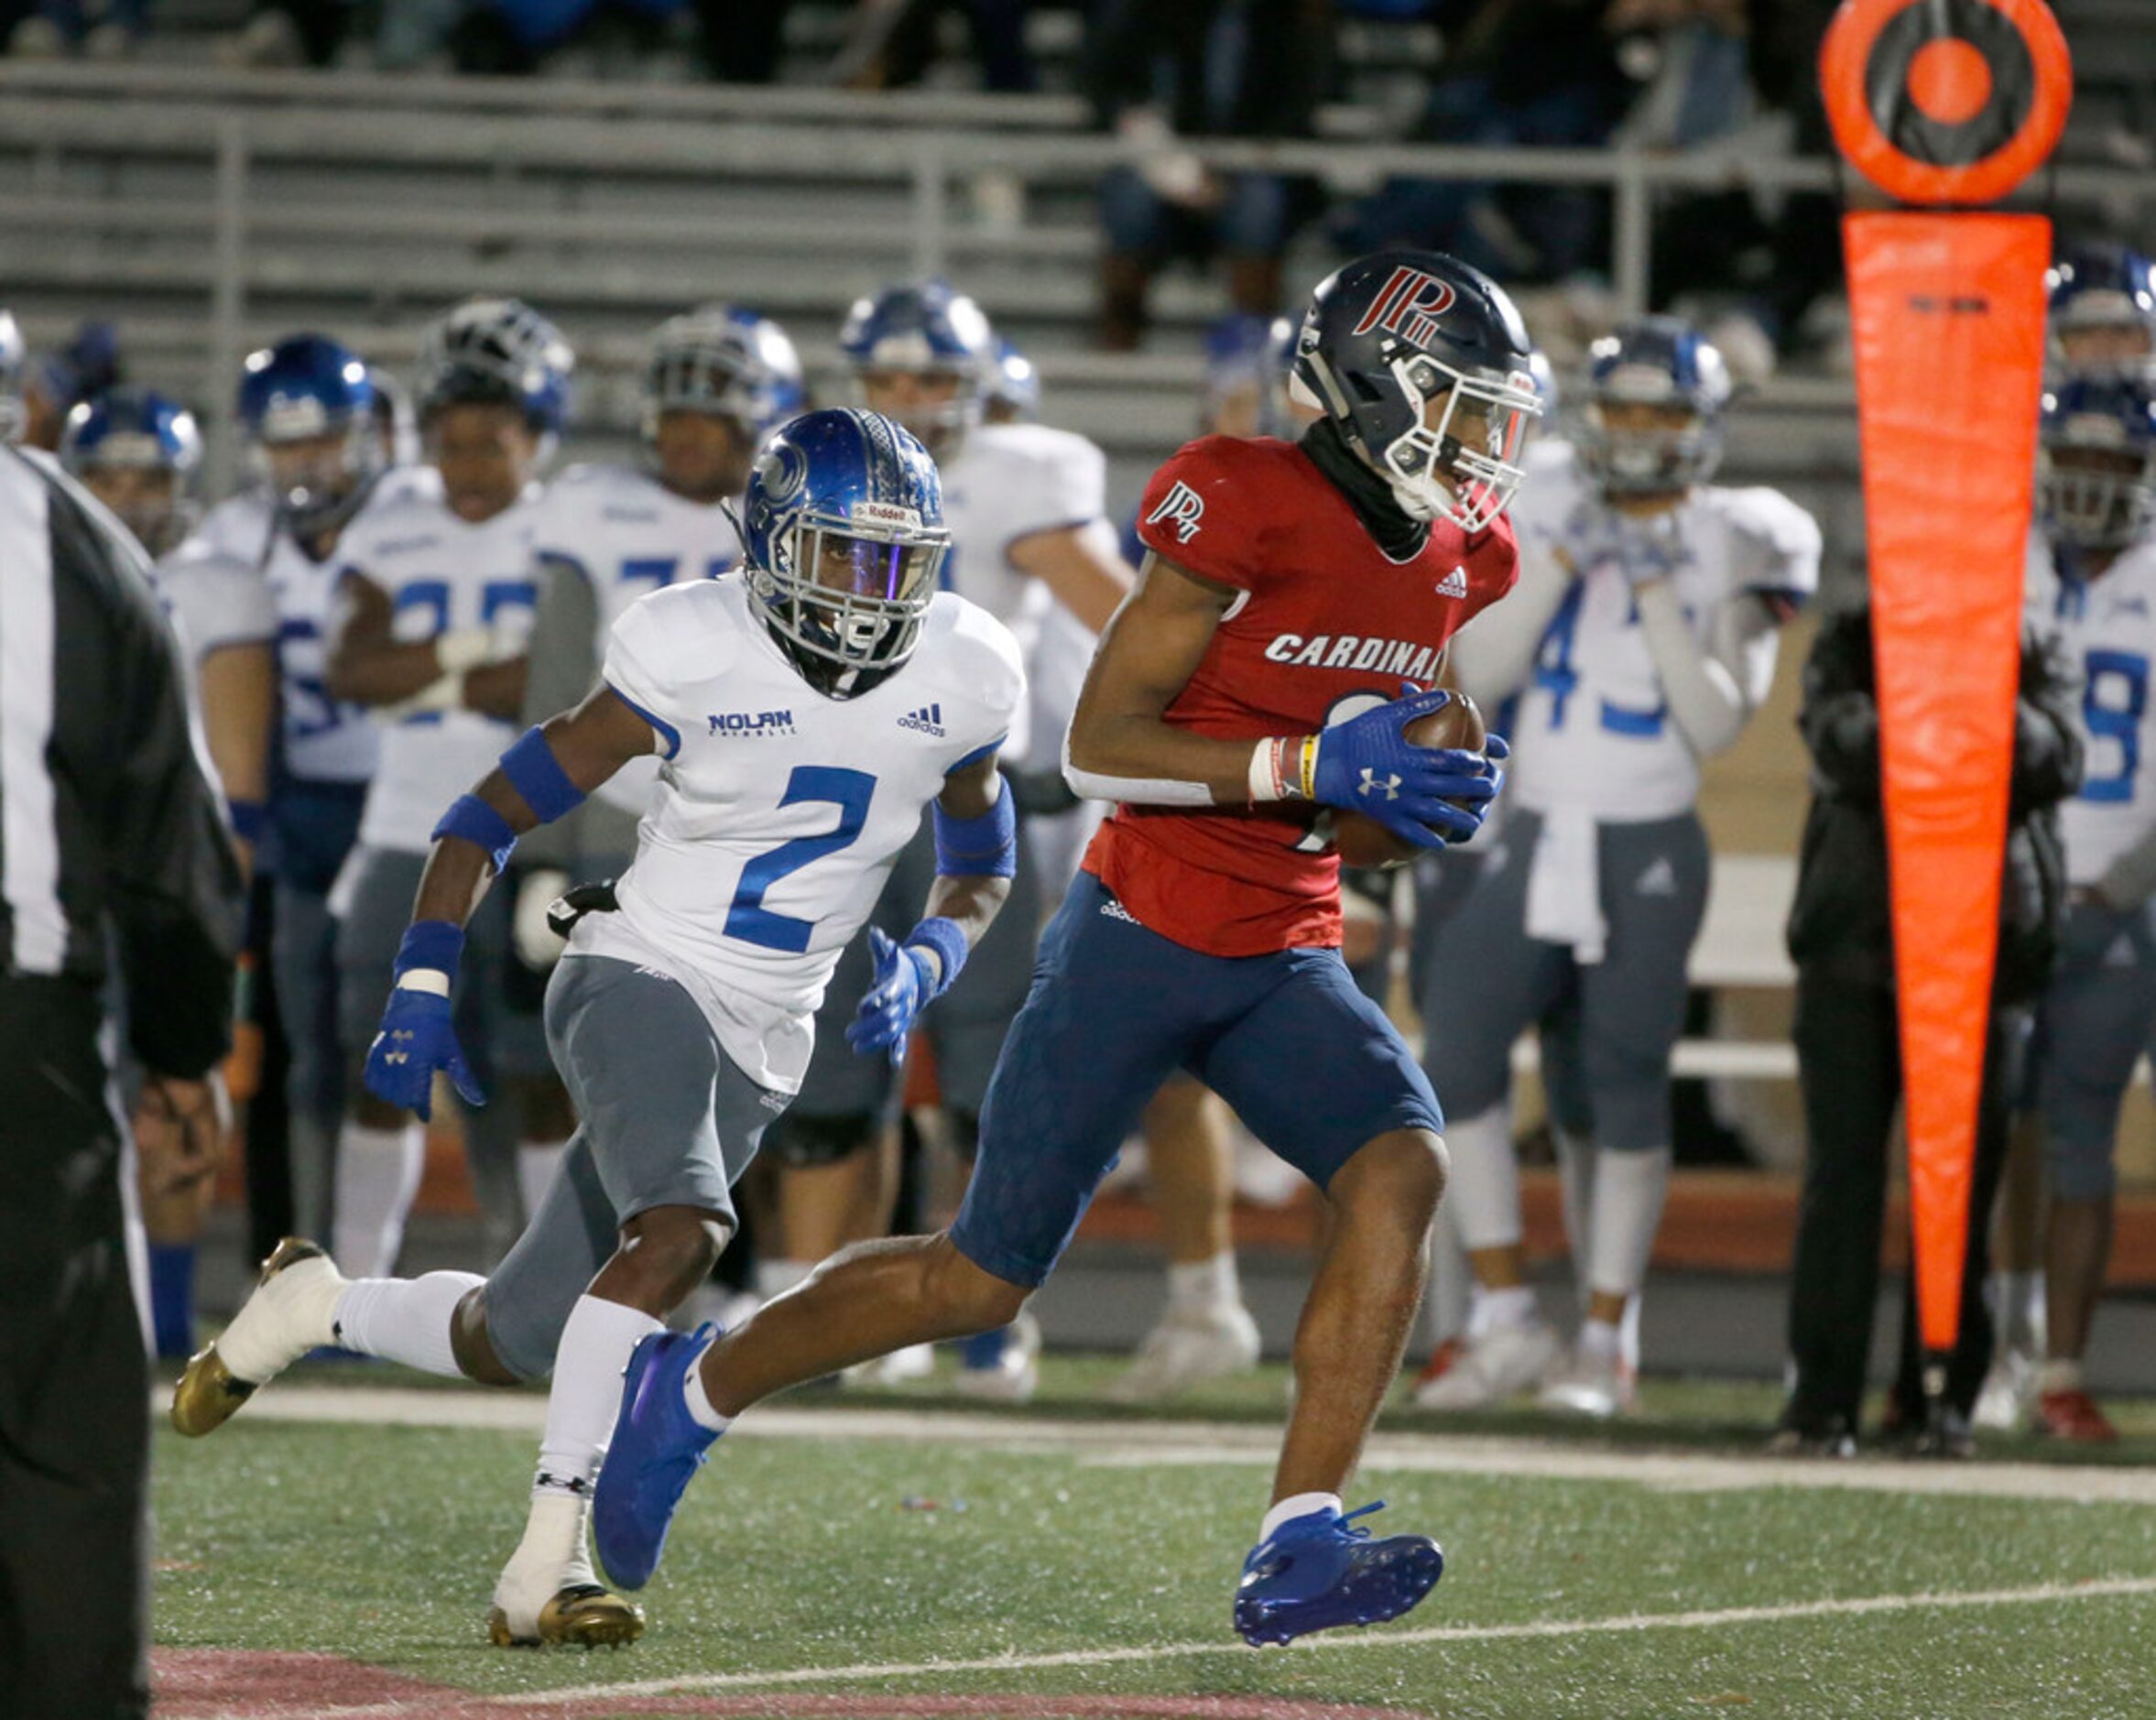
xmin=172 ymin=1384 xmax=2156 ymax=1506
xmin=247 ymin=1574 xmax=2156 ymax=1718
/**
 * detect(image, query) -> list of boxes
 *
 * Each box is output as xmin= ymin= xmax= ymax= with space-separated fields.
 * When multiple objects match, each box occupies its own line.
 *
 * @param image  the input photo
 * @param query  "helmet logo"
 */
xmin=1351 ymin=267 xmax=1460 ymax=350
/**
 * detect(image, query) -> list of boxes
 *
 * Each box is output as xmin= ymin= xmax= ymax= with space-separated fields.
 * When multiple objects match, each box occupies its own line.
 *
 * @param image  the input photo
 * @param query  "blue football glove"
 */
xmin=846 ymin=926 xmax=938 ymax=1064
xmin=1310 ymin=684 xmax=1504 ymax=850
xmin=363 ymin=922 xmax=484 ymax=1121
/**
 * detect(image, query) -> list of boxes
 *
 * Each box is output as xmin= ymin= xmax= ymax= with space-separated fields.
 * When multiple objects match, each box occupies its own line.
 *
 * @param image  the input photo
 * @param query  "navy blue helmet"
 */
xmin=238 ymin=333 xmax=382 ymax=535
xmin=2039 ymin=375 xmax=2156 ymax=551
xmin=985 ymin=336 xmax=1040 ymax=423
xmin=416 ymin=297 xmax=573 ymax=432
xmin=1575 ymin=316 xmax=1732 ymax=497
xmin=839 ymin=279 xmax=996 ymax=452
xmin=60 ymin=386 xmax=202 ymax=552
xmin=644 ymin=304 xmax=805 ymax=444
xmin=1290 ymin=250 xmax=1540 ymax=530
xmin=0 ymin=309 xmax=23 ymax=442
xmin=2047 ymin=242 xmax=2156 ymax=380
xmin=741 ymin=408 xmax=950 ymax=697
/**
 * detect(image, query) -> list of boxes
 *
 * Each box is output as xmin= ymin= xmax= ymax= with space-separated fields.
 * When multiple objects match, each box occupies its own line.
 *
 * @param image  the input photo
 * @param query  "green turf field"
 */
xmin=150 ymin=1358 xmax=2156 ymax=1720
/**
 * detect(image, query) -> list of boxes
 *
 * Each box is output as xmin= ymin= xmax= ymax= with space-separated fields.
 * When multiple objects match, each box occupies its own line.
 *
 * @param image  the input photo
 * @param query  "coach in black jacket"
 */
xmin=1774 ymin=601 xmax=2081 ymax=1454
xmin=0 ymin=440 xmax=243 ymax=1717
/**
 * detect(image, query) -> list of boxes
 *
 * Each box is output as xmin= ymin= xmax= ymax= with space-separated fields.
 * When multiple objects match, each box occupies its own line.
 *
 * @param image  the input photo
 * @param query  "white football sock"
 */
xmin=495 ymin=1486 xmax=590 ymax=1628
xmin=1421 ymin=1202 xmax=1472 ymax=1348
xmin=1169 ymin=1250 xmax=1241 ymax=1314
xmin=756 ymin=1258 xmax=811 ymax=1302
xmin=1586 ymin=1146 xmax=1671 ymax=1302
xmin=332 ymin=1271 xmax=485 ymax=1377
xmin=517 ymin=1139 xmax=568 ymax=1223
xmin=1439 ymin=1107 xmax=1522 ymax=1252
xmin=536 ymin=1294 xmax=662 ymax=1493
xmin=1466 ymin=1282 xmax=1540 ymax=1339
xmin=1261 ymin=1491 xmax=1344 ymax=1542
xmin=682 ymin=1357 xmax=730 ymax=1432
xmin=1576 ymin=1315 xmax=1623 ymax=1363
xmin=1553 ymin=1126 xmax=1595 ymax=1293
xmin=332 ymin=1121 xmax=425 ymax=1279
xmin=2038 ymin=1356 xmax=2084 ymax=1395
xmin=1994 ymin=1269 xmax=2047 ymax=1354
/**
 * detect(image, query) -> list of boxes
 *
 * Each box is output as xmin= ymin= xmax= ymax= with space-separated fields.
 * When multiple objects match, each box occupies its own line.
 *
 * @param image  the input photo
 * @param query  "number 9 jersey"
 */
xmin=568 ymin=576 xmax=1025 ymax=1094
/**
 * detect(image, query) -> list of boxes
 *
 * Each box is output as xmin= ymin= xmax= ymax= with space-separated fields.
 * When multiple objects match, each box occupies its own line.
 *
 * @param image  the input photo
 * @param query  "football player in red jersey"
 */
xmin=593 ymin=251 xmax=1540 ymax=1647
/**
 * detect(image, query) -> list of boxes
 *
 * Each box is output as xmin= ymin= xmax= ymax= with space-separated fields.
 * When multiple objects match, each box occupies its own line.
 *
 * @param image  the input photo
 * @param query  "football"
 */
xmin=1330 ymin=691 xmax=1490 ymax=870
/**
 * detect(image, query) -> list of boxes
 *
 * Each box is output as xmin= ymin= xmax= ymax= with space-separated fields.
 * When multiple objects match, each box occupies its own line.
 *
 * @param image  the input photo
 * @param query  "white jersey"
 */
xmin=1504 ymin=451 xmax=1820 ymax=822
xmin=572 ymin=579 xmax=1025 ymax=1093
xmin=153 ymin=535 xmax=278 ymax=667
xmin=942 ymin=421 xmax=1108 ymax=772
xmin=530 ymin=462 xmax=742 ymax=815
xmin=341 ymin=479 xmax=542 ymax=853
xmin=2025 ymin=531 xmax=2156 ymax=885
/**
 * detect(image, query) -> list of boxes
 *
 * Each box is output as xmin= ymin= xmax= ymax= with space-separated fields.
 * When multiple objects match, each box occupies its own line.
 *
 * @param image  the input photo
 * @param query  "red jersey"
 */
xmin=1083 ymin=434 xmax=1518 ymax=956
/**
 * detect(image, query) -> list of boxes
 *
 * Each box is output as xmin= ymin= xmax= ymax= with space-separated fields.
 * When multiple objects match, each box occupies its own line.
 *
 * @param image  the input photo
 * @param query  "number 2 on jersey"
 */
xmin=724 ymin=766 xmax=877 ymax=953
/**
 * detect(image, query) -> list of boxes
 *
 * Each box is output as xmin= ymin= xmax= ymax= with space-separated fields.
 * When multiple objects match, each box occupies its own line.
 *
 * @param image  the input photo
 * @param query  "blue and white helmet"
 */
xmin=0 ymin=309 xmax=24 ymax=443
xmin=238 ymin=333 xmax=383 ymax=534
xmin=1290 ymin=249 xmax=1541 ymax=530
xmin=2039 ymin=375 xmax=2156 ymax=552
xmin=741 ymin=408 xmax=949 ymax=697
xmin=838 ymin=279 xmax=996 ymax=448
xmin=416 ymin=297 xmax=573 ymax=432
xmin=60 ymin=386 xmax=203 ymax=550
xmin=985 ymin=336 xmax=1039 ymax=422
xmin=1204 ymin=312 xmax=1297 ymax=437
xmin=1575 ymin=316 xmax=1732 ymax=497
xmin=643 ymin=304 xmax=805 ymax=442
xmin=2047 ymin=242 xmax=2156 ymax=380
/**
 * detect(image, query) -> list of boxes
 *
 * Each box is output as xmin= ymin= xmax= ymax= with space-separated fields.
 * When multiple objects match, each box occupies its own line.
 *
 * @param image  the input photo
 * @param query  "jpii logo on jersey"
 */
xmin=708 ymin=710 xmax=796 ymax=737
xmin=1351 ymin=266 xmax=1460 ymax=350
xmin=898 ymin=702 xmax=946 ymax=736
xmin=1146 ymin=481 xmax=1207 ymax=544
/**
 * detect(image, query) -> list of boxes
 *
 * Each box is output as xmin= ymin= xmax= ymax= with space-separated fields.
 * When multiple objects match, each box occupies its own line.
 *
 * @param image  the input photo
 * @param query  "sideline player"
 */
xmin=2018 ymin=374 xmax=2156 ymax=1441
xmin=509 ymin=304 xmax=803 ymax=1215
xmin=593 ymin=250 xmax=1532 ymax=1647
xmin=1414 ymin=319 xmax=1817 ymax=1418
xmin=321 ymin=298 xmax=571 ymax=1273
xmin=173 ymin=408 xmax=1026 ymax=1648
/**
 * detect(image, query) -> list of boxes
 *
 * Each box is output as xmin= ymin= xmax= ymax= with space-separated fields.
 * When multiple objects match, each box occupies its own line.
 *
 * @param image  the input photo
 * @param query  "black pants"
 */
xmin=1786 ymin=968 xmax=2013 ymax=1427
xmin=0 ymin=977 xmax=149 ymax=1719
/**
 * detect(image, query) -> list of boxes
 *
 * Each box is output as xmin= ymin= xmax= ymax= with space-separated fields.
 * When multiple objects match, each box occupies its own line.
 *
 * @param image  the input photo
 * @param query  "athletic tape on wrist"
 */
xmin=499 ymin=726 xmax=586 ymax=824
xmin=431 ymin=793 xmax=517 ymax=873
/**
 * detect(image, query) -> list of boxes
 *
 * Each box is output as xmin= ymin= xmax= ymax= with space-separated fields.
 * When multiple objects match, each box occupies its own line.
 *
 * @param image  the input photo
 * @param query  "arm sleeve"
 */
xmin=1131 ymin=439 xmax=1268 ymax=592
xmin=1633 ymin=582 xmax=1780 ymax=758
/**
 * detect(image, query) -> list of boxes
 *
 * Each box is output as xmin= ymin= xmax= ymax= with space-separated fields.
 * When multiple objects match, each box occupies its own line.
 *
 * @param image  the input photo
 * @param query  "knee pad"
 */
xmin=769 ymin=1110 xmax=879 ymax=1170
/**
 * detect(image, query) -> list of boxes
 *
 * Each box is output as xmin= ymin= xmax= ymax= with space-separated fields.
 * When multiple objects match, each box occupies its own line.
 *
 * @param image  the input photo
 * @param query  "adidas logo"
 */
xmin=1099 ymin=896 xmax=1140 ymax=924
xmin=1637 ymin=856 xmax=1677 ymax=897
xmin=1435 ymin=566 xmax=1469 ymax=600
xmin=898 ymin=702 xmax=946 ymax=736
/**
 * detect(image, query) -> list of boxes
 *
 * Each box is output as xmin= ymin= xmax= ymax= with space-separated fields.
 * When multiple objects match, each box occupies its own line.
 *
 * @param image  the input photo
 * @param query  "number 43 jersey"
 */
xmin=2027 ymin=532 xmax=2156 ymax=887
xmin=571 ymin=576 xmax=1026 ymax=1094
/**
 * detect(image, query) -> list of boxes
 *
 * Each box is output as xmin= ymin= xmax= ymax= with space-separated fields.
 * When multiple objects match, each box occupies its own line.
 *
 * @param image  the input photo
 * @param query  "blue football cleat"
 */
xmin=593 ymin=1323 xmax=723 ymax=1592
xmin=1233 ymin=1500 xmax=1444 ymax=1647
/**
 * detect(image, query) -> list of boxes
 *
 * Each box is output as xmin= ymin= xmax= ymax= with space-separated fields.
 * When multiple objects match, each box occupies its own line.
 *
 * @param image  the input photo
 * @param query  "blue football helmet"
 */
xmin=642 ymin=304 xmax=805 ymax=444
xmin=1290 ymin=249 xmax=1540 ymax=530
xmin=1205 ymin=313 xmax=1298 ymax=438
xmin=2039 ymin=375 xmax=2156 ymax=552
xmin=238 ymin=333 xmax=382 ymax=536
xmin=838 ymin=279 xmax=995 ymax=453
xmin=1575 ymin=316 xmax=1732 ymax=497
xmin=985 ymin=336 xmax=1039 ymax=423
xmin=2047 ymin=242 xmax=2156 ymax=380
xmin=416 ymin=297 xmax=574 ymax=433
xmin=740 ymin=408 xmax=949 ymax=698
xmin=60 ymin=386 xmax=202 ymax=553
xmin=0 ymin=309 xmax=23 ymax=443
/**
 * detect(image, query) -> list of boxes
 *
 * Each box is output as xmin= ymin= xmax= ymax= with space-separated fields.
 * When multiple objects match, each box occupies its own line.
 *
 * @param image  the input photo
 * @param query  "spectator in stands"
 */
xmin=1083 ymin=0 xmax=1332 ymax=351
xmin=831 ymin=0 xmax=1035 ymax=93
xmin=219 ymin=2 xmax=354 ymax=69
xmin=5 ymin=0 xmax=147 ymax=58
xmin=1774 ymin=604 xmax=2080 ymax=1457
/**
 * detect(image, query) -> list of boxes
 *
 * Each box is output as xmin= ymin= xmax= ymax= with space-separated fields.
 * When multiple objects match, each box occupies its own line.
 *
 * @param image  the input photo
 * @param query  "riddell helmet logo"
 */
xmin=1351 ymin=266 xmax=1460 ymax=349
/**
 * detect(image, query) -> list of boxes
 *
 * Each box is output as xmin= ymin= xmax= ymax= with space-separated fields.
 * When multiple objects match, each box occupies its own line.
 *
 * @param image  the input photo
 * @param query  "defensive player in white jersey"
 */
xmin=320 ymin=298 xmax=571 ymax=1278
xmin=744 ymin=280 xmax=1127 ymax=1399
xmin=173 ymin=408 xmax=1025 ymax=1649
xmin=1417 ymin=319 xmax=1819 ymax=1418
xmin=506 ymin=307 xmax=804 ymax=1219
xmin=2018 ymin=375 xmax=2156 ymax=1442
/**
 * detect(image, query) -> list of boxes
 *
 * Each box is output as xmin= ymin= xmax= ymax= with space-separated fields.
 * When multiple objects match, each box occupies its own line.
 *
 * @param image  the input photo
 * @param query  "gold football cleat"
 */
xmin=170 ymin=1237 xmax=330 ymax=1437
xmin=488 ymin=1584 xmax=647 ymax=1649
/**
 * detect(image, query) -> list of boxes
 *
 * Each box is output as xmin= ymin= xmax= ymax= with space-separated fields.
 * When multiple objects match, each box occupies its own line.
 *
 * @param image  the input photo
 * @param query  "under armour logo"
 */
xmin=1352 ymin=265 xmax=1460 ymax=349
xmin=1358 ymin=768 xmax=1401 ymax=800
xmin=1146 ymin=480 xmax=1206 ymax=544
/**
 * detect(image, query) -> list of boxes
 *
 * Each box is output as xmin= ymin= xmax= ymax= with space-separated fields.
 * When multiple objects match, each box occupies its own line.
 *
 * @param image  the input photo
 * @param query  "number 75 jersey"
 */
xmin=2027 ymin=532 xmax=2156 ymax=886
xmin=570 ymin=576 xmax=1026 ymax=1094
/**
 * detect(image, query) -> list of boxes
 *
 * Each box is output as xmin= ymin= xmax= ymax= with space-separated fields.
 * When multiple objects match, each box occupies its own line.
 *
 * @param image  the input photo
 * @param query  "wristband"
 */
xmin=1247 ymin=735 xmax=1318 ymax=804
xmin=499 ymin=726 xmax=586 ymax=824
xmin=903 ymin=916 xmax=970 ymax=1000
xmin=932 ymin=776 xmax=1018 ymax=877
xmin=431 ymin=792 xmax=518 ymax=873
xmin=392 ymin=919 xmax=464 ymax=981
xmin=435 ymin=627 xmax=495 ymax=675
